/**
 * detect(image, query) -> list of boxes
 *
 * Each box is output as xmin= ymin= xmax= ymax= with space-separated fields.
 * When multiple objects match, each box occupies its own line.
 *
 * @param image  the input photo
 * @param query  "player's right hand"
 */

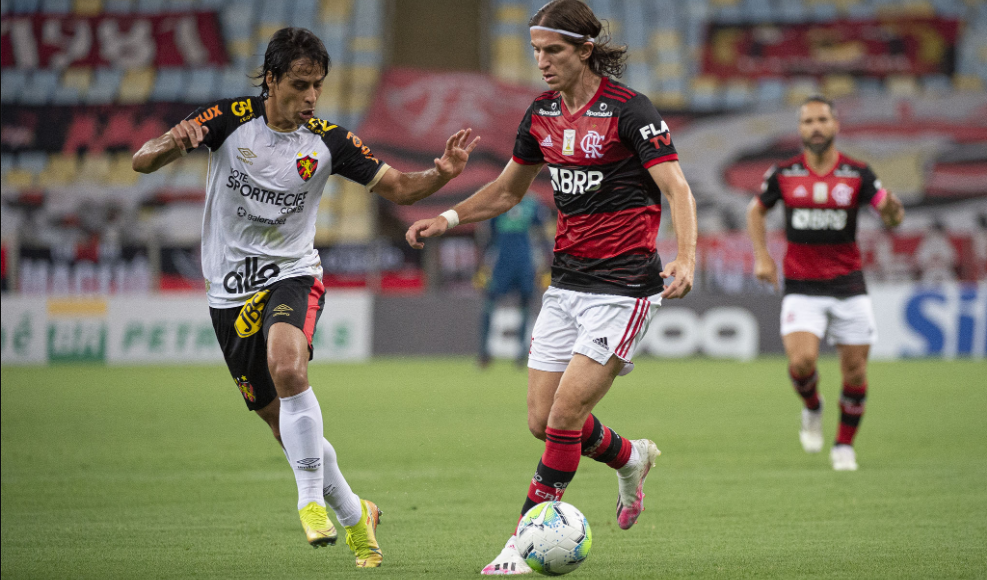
xmin=168 ymin=120 xmax=210 ymax=152
xmin=405 ymin=217 xmax=450 ymax=249
xmin=754 ymin=257 xmax=779 ymax=289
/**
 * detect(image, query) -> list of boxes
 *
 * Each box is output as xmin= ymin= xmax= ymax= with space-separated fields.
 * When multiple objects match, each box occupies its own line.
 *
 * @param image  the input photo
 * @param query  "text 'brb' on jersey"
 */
xmin=759 ymin=152 xmax=887 ymax=298
xmin=186 ymin=96 xmax=387 ymax=308
xmin=512 ymin=77 xmax=679 ymax=298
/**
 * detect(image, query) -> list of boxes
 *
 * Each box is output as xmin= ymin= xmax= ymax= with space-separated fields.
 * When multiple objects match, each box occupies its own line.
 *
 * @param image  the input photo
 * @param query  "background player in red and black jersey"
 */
xmin=405 ymin=0 xmax=697 ymax=574
xmin=747 ymin=96 xmax=904 ymax=471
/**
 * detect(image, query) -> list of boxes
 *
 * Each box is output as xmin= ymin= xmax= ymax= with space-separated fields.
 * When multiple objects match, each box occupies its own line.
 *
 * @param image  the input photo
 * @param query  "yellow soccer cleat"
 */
xmin=345 ymin=499 xmax=383 ymax=568
xmin=299 ymin=501 xmax=338 ymax=548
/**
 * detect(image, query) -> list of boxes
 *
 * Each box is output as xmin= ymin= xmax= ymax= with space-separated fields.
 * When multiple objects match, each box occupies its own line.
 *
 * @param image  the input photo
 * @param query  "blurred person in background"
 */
xmin=475 ymin=194 xmax=552 ymax=368
xmin=405 ymin=0 xmax=697 ymax=574
xmin=914 ymin=218 xmax=958 ymax=283
xmin=747 ymin=95 xmax=905 ymax=472
xmin=132 ymin=27 xmax=478 ymax=568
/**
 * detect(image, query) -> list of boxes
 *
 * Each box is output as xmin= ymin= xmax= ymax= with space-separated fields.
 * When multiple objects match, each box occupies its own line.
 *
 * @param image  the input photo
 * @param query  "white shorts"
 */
xmin=528 ymin=286 xmax=662 ymax=376
xmin=781 ymin=294 xmax=877 ymax=346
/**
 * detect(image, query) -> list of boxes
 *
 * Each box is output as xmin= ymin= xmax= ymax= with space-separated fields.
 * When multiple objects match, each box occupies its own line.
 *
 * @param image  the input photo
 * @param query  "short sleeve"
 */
xmin=315 ymin=123 xmax=385 ymax=186
xmin=617 ymin=95 xmax=678 ymax=169
xmin=758 ymin=165 xmax=782 ymax=209
xmin=857 ymin=165 xmax=885 ymax=207
xmin=512 ymin=104 xmax=544 ymax=165
xmin=184 ymin=96 xmax=257 ymax=152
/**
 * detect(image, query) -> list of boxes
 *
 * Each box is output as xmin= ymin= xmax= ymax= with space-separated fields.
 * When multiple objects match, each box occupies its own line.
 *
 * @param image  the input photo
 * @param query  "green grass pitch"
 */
xmin=2 ymin=358 xmax=985 ymax=579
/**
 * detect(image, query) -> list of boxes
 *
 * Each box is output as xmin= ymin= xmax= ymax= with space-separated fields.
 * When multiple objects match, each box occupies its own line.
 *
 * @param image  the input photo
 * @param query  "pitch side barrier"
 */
xmin=2 ymin=283 xmax=983 ymax=364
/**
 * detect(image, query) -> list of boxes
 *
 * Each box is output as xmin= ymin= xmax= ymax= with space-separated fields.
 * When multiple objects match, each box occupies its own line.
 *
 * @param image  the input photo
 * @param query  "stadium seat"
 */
xmin=0 ymin=70 xmax=28 ymax=104
xmin=921 ymin=74 xmax=953 ymax=94
xmin=690 ymin=76 xmax=722 ymax=111
xmin=786 ymin=77 xmax=820 ymax=105
xmin=886 ymin=75 xmax=920 ymax=97
xmin=107 ymin=153 xmax=141 ymax=187
xmin=101 ymin=0 xmax=133 ymax=13
xmin=0 ymin=1 xmax=8 ymax=15
xmin=169 ymin=157 xmax=208 ymax=189
xmin=821 ymin=74 xmax=857 ymax=99
xmin=85 ymin=69 xmax=124 ymax=105
xmin=37 ymin=154 xmax=77 ymax=188
xmin=12 ymin=0 xmax=40 ymax=13
xmin=808 ymin=1 xmax=840 ymax=21
xmin=290 ymin=0 xmax=319 ymax=28
xmin=3 ymin=168 xmax=35 ymax=189
xmin=50 ymin=83 xmax=82 ymax=106
xmin=150 ymin=69 xmax=187 ymax=102
xmin=135 ymin=0 xmax=167 ymax=13
xmin=954 ymin=74 xmax=985 ymax=92
xmin=743 ymin=0 xmax=774 ymax=23
xmin=1 ymin=155 xmax=13 ymax=179
xmin=117 ymin=68 xmax=155 ymax=104
xmin=777 ymin=0 xmax=808 ymax=22
xmin=320 ymin=0 xmax=353 ymax=23
xmin=856 ymin=76 xmax=884 ymax=96
xmin=723 ymin=79 xmax=753 ymax=110
xmin=16 ymin=151 xmax=49 ymax=176
xmin=20 ymin=70 xmax=59 ymax=105
xmin=755 ymin=78 xmax=786 ymax=109
xmin=77 ymin=154 xmax=111 ymax=185
xmin=220 ymin=67 xmax=254 ymax=99
xmin=183 ymin=69 xmax=219 ymax=104
xmin=40 ymin=0 xmax=71 ymax=13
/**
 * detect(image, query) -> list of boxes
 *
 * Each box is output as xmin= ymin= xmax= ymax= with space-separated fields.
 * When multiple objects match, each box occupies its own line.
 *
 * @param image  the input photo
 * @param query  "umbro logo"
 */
xmin=273 ymin=304 xmax=293 ymax=317
xmin=593 ymin=337 xmax=609 ymax=350
xmin=541 ymin=135 xmax=553 ymax=147
xmin=237 ymin=148 xmax=257 ymax=165
xmin=296 ymin=457 xmax=321 ymax=471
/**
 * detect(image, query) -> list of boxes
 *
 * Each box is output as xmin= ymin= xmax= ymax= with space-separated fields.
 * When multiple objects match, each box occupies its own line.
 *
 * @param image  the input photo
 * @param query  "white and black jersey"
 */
xmin=185 ymin=96 xmax=389 ymax=308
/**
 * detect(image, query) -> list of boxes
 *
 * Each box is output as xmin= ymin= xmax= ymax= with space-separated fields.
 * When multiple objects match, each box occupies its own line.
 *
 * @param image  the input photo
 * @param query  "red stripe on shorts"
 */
xmin=618 ymin=299 xmax=650 ymax=357
xmin=303 ymin=278 xmax=326 ymax=346
xmin=616 ymin=299 xmax=643 ymax=358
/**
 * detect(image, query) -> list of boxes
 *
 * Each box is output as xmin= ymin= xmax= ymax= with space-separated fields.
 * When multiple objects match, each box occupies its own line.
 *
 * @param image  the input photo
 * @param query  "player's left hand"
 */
xmin=434 ymin=129 xmax=480 ymax=180
xmin=406 ymin=216 xmax=450 ymax=249
xmin=660 ymin=259 xmax=695 ymax=299
xmin=881 ymin=192 xmax=905 ymax=228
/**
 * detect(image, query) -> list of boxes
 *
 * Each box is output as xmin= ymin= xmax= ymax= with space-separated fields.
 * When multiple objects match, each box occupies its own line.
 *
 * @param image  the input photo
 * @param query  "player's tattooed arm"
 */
xmin=405 ymin=160 xmax=542 ymax=250
xmin=877 ymin=191 xmax=905 ymax=228
xmin=746 ymin=197 xmax=779 ymax=290
xmin=649 ymin=161 xmax=697 ymax=299
xmin=132 ymin=120 xmax=210 ymax=174
xmin=373 ymin=129 xmax=479 ymax=205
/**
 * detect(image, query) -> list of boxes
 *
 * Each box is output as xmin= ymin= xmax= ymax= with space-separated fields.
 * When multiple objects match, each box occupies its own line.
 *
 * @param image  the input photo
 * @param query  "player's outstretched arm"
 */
xmin=405 ymin=160 xmax=542 ymax=250
xmin=373 ymin=129 xmax=480 ymax=205
xmin=132 ymin=120 xmax=209 ymax=174
xmin=746 ymin=197 xmax=779 ymax=289
xmin=649 ymin=161 xmax=697 ymax=299
xmin=877 ymin=191 xmax=905 ymax=228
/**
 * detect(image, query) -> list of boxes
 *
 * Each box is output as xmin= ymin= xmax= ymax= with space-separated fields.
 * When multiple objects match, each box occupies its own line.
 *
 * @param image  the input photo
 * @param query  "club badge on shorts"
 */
xmin=235 ymin=289 xmax=271 ymax=338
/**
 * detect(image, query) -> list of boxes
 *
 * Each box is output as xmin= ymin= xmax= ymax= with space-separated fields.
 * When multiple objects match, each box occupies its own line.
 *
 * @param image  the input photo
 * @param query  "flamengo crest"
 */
xmin=296 ymin=153 xmax=318 ymax=181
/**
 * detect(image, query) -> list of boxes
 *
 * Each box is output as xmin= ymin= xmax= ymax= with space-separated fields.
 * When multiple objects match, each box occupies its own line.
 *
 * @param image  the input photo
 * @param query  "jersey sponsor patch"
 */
xmin=791 ymin=208 xmax=847 ymax=231
xmin=548 ymin=166 xmax=603 ymax=195
xmin=224 ymin=257 xmax=281 ymax=294
xmin=234 ymin=289 xmax=271 ymax=338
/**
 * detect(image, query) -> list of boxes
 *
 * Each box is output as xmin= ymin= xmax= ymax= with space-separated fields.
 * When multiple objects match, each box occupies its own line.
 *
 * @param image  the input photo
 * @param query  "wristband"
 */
xmin=440 ymin=209 xmax=460 ymax=229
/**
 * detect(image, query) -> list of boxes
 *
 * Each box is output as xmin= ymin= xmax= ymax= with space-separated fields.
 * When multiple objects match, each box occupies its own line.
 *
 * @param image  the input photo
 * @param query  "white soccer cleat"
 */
xmin=481 ymin=535 xmax=532 ymax=575
xmin=799 ymin=404 xmax=824 ymax=453
xmin=830 ymin=444 xmax=858 ymax=471
xmin=616 ymin=439 xmax=660 ymax=530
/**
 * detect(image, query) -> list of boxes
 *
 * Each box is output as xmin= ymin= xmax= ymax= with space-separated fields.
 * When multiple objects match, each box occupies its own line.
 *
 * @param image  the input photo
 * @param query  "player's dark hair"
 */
xmin=802 ymin=95 xmax=836 ymax=117
xmin=255 ymin=27 xmax=330 ymax=99
xmin=529 ymin=0 xmax=627 ymax=79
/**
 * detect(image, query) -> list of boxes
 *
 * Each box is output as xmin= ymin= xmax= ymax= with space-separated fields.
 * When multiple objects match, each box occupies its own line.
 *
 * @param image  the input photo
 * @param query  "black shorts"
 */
xmin=210 ymin=275 xmax=326 ymax=411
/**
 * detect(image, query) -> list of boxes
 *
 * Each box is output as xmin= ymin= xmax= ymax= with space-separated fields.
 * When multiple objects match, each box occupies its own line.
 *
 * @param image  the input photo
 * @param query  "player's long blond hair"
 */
xmin=529 ymin=0 xmax=627 ymax=79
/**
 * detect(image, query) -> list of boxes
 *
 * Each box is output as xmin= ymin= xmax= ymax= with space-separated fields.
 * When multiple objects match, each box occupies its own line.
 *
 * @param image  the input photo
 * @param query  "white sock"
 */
xmin=279 ymin=387 xmax=325 ymax=510
xmin=617 ymin=443 xmax=642 ymax=478
xmin=321 ymin=438 xmax=363 ymax=527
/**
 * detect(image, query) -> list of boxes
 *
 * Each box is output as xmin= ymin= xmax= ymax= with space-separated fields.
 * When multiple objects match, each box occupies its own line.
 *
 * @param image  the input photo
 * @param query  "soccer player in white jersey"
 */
xmin=747 ymin=96 xmax=904 ymax=471
xmin=405 ymin=1 xmax=697 ymax=574
xmin=133 ymin=28 xmax=478 ymax=568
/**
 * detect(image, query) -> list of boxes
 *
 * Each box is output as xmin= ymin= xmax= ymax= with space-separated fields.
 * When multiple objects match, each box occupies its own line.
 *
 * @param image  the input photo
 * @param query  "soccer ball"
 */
xmin=516 ymin=501 xmax=592 ymax=576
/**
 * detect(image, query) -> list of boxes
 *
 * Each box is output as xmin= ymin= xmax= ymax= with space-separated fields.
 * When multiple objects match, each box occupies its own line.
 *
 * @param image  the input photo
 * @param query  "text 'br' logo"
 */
xmin=580 ymin=130 xmax=604 ymax=159
xmin=296 ymin=153 xmax=318 ymax=182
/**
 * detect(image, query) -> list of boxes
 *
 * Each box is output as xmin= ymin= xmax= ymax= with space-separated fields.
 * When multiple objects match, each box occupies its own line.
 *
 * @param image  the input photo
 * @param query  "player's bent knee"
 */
xmin=528 ymin=420 xmax=547 ymax=441
xmin=267 ymin=357 xmax=309 ymax=395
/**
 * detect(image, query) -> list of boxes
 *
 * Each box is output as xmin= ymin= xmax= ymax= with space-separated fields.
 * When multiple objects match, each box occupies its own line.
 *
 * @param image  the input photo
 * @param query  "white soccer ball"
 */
xmin=516 ymin=501 xmax=592 ymax=576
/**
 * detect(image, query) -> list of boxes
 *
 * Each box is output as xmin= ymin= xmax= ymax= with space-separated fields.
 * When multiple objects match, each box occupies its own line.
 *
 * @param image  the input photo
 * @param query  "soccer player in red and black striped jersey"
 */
xmin=405 ymin=1 xmax=697 ymax=574
xmin=747 ymin=96 xmax=904 ymax=472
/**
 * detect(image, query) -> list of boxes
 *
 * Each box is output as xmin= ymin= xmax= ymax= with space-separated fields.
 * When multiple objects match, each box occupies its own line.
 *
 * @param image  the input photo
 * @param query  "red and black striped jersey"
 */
xmin=759 ymin=152 xmax=887 ymax=297
xmin=512 ymin=77 xmax=679 ymax=297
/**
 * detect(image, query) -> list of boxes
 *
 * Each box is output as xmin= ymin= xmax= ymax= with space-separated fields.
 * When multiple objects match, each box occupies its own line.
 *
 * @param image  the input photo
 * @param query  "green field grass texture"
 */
xmin=2 ymin=358 xmax=985 ymax=579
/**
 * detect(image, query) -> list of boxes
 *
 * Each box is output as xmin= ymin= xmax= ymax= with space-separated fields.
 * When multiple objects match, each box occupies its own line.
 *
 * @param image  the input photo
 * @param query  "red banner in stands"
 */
xmin=1 ymin=11 xmax=227 ymax=69
xmin=702 ymin=18 xmax=959 ymax=78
